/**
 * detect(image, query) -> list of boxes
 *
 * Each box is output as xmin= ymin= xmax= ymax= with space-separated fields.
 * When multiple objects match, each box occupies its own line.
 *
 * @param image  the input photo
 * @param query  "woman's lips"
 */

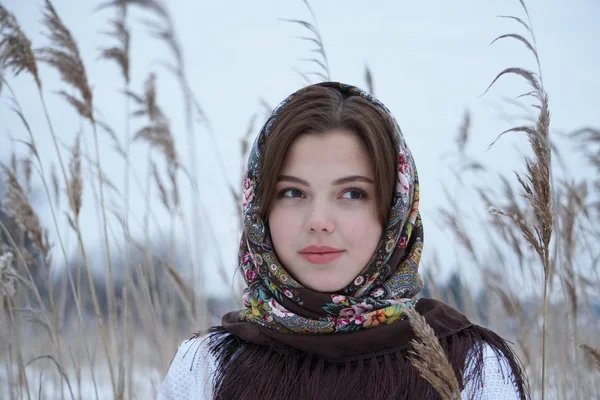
xmin=299 ymin=249 xmax=344 ymax=264
xmin=300 ymin=244 xmax=344 ymax=264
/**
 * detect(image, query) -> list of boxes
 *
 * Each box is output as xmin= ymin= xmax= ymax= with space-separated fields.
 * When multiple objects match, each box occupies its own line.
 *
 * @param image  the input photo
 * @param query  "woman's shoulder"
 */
xmin=157 ymin=335 xmax=214 ymax=400
xmin=462 ymin=342 xmax=524 ymax=400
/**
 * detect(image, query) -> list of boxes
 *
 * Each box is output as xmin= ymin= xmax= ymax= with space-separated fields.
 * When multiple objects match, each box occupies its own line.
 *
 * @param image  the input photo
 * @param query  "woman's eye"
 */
xmin=341 ymin=189 xmax=367 ymax=200
xmin=280 ymin=188 xmax=304 ymax=198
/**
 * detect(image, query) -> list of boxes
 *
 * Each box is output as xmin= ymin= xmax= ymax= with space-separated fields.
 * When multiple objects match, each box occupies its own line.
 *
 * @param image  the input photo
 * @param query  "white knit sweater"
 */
xmin=158 ymin=336 xmax=521 ymax=400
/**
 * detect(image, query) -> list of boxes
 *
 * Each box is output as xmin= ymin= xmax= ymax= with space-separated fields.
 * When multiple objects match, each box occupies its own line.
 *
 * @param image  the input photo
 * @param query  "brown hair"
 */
xmin=258 ymin=85 xmax=398 ymax=225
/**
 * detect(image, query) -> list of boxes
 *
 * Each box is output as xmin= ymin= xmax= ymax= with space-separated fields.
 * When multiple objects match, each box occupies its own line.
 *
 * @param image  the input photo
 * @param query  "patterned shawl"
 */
xmin=234 ymin=81 xmax=424 ymax=335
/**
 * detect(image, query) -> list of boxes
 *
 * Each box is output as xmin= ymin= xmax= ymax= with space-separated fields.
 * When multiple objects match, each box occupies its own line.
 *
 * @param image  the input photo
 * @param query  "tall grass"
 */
xmin=434 ymin=3 xmax=600 ymax=399
xmin=1 ymin=1 xmax=599 ymax=399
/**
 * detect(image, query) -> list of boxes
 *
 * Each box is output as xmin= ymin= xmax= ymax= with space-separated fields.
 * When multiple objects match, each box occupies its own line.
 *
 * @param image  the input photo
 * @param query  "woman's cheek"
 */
xmin=352 ymin=218 xmax=381 ymax=244
xmin=345 ymin=218 xmax=368 ymax=239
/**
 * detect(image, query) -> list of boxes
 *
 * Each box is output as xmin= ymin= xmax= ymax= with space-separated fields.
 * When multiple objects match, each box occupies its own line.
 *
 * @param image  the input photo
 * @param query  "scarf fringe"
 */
xmin=205 ymin=325 xmax=530 ymax=400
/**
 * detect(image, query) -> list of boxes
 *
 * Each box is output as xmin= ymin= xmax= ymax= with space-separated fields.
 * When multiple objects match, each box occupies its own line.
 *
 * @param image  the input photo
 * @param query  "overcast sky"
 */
xmin=1 ymin=0 xmax=598 ymax=298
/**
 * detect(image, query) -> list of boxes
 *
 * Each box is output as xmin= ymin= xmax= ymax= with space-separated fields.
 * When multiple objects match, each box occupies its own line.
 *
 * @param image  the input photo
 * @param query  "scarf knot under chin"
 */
xmin=236 ymin=82 xmax=424 ymax=334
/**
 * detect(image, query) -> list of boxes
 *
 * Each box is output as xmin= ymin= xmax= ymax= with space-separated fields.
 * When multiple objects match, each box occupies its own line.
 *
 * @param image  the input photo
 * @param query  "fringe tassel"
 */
xmin=206 ymin=325 xmax=530 ymax=400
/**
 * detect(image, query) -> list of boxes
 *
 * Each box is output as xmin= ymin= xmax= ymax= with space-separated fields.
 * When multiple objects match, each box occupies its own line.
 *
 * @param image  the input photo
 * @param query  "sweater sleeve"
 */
xmin=461 ymin=342 xmax=521 ymax=400
xmin=157 ymin=336 xmax=214 ymax=400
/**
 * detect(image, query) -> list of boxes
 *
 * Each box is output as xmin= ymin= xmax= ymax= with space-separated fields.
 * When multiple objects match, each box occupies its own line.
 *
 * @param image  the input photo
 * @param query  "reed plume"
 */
xmin=282 ymin=0 xmax=330 ymax=83
xmin=131 ymin=73 xmax=177 ymax=168
xmin=67 ymin=132 xmax=83 ymax=220
xmin=403 ymin=304 xmax=461 ymax=400
xmin=0 ymin=165 xmax=51 ymax=266
xmin=98 ymin=0 xmax=130 ymax=84
xmin=0 ymin=251 xmax=16 ymax=303
xmin=37 ymin=0 xmax=94 ymax=122
xmin=0 ymin=4 xmax=41 ymax=88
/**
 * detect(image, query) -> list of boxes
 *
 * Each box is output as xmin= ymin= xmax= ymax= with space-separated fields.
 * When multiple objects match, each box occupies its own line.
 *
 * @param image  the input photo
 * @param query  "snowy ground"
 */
xmin=0 ymin=361 xmax=164 ymax=399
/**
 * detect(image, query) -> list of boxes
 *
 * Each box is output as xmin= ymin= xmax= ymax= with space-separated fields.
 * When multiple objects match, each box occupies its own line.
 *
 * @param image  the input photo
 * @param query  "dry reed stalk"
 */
xmin=1 ymin=3 xmax=103 ymax=382
xmin=436 ymin=111 xmax=491 ymax=268
xmin=478 ymin=187 xmax=528 ymax=272
xmin=0 ymin=77 xmax=104 ymax=398
xmin=1 ymin=165 xmax=51 ymax=267
xmin=0 ymin=219 xmax=82 ymax=400
xmin=484 ymin=2 xmax=553 ymax=397
xmin=438 ymin=200 xmax=478 ymax=264
xmin=0 ymin=252 xmax=16 ymax=307
xmin=37 ymin=2 xmax=119 ymax=395
xmin=569 ymin=128 xmax=600 ymax=167
xmin=485 ymin=273 xmax=523 ymax=322
xmin=95 ymin=120 xmax=126 ymax=159
xmin=5 ymin=295 xmax=32 ymax=400
xmin=55 ymin=136 xmax=121 ymax=198
xmin=47 ymin=0 xmax=117 ymax=314
xmin=457 ymin=110 xmax=471 ymax=154
xmin=483 ymin=270 xmax=533 ymax=369
xmin=558 ymin=182 xmax=587 ymax=357
xmin=364 ymin=63 xmax=375 ymax=95
xmin=569 ymin=127 xmax=600 ymax=216
xmin=97 ymin=6 xmax=133 ymax=388
xmin=102 ymin=10 xmax=133 ymax=376
xmin=98 ymin=1 xmax=130 ymax=85
xmin=9 ymin=153 xmax=17 ymax=177
xmin=50 ymin=164 xmax=59 ymax=207
xmin=282 ymin=0 xmax=330 ymax=83
xmin=111 ymin=1 xmax=216 ymax=329
xmin=37 ymin=1 xmax=93 ymax=122
xmin=1 ymin=0 xmax=73 ymax=249
xmin=402 ymin=304 xmax=460 ymax=400
xmin=26 ymin=355 xmax=75 ymax=400
xmin=67 ymin=133 xmax=82 ymax=221
xmin=20 ymin=157 xmax=32 ymax=195
xmin=130 ymin=244 xmax=166 ymax=361
xmin=130 ymin=72 xmax=189 ymax=316
xmin=131 ymin=73 xmax=177 ymax=167
xmin=0 ymin=4 xmax=41 ymax=88
xmin=152 ymin=162 xmax=170 ymax=212
xmin=131 ymin=72 xmax=180 ymax=288
xmin=98 ymin=162 xmax=172 ymax=249
xmin=132 ymin=151 xmax=164 ymax=354
xmin=580 ymin=344 xmax=600 ymax=371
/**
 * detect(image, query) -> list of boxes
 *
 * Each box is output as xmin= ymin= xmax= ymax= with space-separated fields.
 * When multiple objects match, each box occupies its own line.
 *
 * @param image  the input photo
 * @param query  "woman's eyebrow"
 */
xmin=277 ymin=175 xmax=309 ymax=185
xmin=332 ymin=175 xmax=374 ymax=185
xmin=276 ymin=175 xmax=374 ymax=186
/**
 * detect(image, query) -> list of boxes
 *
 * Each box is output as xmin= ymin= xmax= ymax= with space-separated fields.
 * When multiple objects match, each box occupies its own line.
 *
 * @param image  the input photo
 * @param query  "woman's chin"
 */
xmin=301 ymin=277 xmax=352 ymax=294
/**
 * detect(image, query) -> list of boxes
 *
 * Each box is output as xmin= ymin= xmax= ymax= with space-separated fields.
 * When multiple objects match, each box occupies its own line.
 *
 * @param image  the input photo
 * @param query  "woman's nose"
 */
xmin=305 ymin=202 xmax=335 ymax=233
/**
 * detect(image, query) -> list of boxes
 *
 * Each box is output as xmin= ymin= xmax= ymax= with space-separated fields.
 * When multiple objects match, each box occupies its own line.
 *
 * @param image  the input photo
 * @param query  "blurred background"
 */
xmin=0 ymin=0 xmax=599 ymax=398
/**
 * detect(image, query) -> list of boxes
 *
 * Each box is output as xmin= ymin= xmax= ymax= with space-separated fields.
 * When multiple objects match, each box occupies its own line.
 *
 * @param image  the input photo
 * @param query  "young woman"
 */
xmin=159 ymin=82 xmax=530 ymax=399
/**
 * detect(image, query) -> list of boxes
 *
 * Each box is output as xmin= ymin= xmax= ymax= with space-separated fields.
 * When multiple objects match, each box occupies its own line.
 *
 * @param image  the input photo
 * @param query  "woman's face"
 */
xmin=268 ymin=129 xmax=383 ymax=292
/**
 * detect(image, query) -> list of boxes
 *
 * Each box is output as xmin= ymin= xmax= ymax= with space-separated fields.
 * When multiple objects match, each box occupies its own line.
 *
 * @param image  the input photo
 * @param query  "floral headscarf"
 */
xmin=237 ymin=82 xmax=424 ymax=334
